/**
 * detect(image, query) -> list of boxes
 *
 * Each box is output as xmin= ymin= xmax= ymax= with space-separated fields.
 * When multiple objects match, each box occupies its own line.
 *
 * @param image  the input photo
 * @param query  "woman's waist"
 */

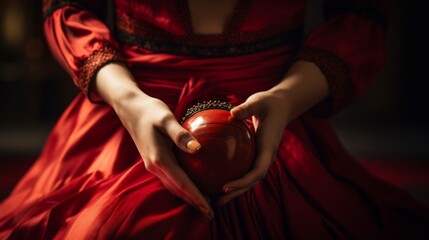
xmin=122 ymin=45 xmax=296 ymax=106
xmin=134 ymin=75 xmax=280 ymax=109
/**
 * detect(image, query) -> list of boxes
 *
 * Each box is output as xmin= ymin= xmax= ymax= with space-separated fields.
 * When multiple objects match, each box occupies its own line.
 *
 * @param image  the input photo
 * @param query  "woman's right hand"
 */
xmin=95 ymin=63 xmax=214 ymax=220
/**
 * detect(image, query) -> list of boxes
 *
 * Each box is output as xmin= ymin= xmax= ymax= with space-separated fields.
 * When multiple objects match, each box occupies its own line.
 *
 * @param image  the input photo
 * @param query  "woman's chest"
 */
xmin=114 ymin=0 xmax=306 ymax=36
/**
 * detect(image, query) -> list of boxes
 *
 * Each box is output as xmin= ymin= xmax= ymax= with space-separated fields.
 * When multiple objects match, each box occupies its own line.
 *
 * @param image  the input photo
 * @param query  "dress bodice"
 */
xmin=41 ymin=0 xmax=390 ymax=115
xmin=114 ymin=0 xmax=306 ymax=56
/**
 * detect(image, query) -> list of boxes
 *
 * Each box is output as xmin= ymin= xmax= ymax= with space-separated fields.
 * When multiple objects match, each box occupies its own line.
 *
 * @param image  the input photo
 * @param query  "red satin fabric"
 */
xmin=1 ymin=0 xmax=429 ymax=239
xmin=1 ymin=48 xmax=427 ymax=239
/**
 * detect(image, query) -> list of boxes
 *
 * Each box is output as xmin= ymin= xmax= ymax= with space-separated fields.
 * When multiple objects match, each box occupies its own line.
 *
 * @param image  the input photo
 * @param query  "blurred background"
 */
xmin=0 ymin=0 xmax=428 ymax=204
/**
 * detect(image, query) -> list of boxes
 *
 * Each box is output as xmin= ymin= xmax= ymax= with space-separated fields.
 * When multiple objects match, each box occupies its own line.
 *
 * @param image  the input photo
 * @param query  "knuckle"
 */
xmin=144 ymin=158 xmax=163 ymax=172
xmin=151 ymin=158 xmax=163 ymax=168
xmin=241 ymin=105 xmax=251 ymax=117
xmin=247 ymin=94 xmax=259 ymax=103
xmin=144 ymin=161 xmax=155 ymax=172
xmin=174 ymin=130 xmax=190 ymax=145
xmin=244 ymin=100 xmax=255 ymax=111
xmin=155 ymin=112 xmax=174 ymax=128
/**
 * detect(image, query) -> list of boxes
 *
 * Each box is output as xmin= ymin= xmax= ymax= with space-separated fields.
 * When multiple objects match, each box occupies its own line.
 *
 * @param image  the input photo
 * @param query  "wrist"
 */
xmin=269 ymin=60 xmax=329 ymax=119
xmin=95 ymin=63 xmax=150 ymax=110
xmin=266 ymin=87 xmax=297 ymax=123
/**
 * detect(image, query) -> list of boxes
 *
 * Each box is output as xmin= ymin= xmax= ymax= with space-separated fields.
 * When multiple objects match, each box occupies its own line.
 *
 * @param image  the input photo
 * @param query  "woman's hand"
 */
xmin=119 ymin=96 xmax=214 ymax=219
xmin=95 ymin=63 xmax=214 ymax=219
xmin=217 ymin=60 xmax=329 ymax=205
xmin=217 ymin=90 xmax=291 ymax=205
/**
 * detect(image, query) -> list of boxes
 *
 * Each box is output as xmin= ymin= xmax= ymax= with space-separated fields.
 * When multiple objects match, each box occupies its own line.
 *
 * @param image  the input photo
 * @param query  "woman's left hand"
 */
xmin=217 ymin=89 xmax=292 ymax=205
xmin=216 ymin=60 xmax=329 ymax=205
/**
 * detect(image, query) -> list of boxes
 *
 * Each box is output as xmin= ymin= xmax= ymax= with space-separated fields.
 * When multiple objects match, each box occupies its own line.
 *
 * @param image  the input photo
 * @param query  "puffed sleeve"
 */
xmin=43 ymin=0 xmax=125 ymax=102
xmin=296 ymin=0 xmax=391 ymax=117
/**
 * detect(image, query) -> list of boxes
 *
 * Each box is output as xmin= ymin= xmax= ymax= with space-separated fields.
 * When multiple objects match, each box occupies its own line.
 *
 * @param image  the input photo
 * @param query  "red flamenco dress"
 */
xmin=1 ymin=0 xmax=428 ymax=239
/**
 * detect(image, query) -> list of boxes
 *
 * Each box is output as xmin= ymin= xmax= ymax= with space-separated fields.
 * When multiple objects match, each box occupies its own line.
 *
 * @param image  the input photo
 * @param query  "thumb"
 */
xmin=165 ymin=120 xmax=201 ymax=154
xmin=230 ymin=97 xmax=260 ymax=120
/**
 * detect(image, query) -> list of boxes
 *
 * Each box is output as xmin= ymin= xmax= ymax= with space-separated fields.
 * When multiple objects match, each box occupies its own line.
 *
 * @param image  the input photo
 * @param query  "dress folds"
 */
xmin=1 ymin=0 xmax=428 ymax=239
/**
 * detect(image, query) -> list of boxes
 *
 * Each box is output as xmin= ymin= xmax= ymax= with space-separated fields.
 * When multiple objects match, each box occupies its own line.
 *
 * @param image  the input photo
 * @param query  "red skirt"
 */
xmin=0 ymin=46 xmax=427 ymax=239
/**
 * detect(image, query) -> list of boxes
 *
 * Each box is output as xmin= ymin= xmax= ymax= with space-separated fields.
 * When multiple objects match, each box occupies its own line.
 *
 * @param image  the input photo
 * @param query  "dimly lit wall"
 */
xmin=331 ymin=0 xmax=429 ymax=158
xmin=333 ymin=0 xmax=429 ymax=127
xmin=0 ymin=0 xmax=76 ymax=127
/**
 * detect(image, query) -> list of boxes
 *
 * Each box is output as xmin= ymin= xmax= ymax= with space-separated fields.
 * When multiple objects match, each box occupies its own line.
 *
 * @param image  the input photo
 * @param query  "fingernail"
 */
xmin=187 ymin=140 xmax=201 ymax=153
xmin=224 ymin=187 xmax=235 ymax=193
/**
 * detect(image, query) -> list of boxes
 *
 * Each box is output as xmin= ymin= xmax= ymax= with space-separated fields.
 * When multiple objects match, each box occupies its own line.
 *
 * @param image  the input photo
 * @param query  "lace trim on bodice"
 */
xmin=115 ymin=26 xmax=304 ymax=57
xmin=114 ymin=0 xmax=304 ymax=57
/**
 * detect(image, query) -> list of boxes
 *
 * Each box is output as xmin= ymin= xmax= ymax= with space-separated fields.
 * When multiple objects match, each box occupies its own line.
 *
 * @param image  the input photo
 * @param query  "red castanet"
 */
xmin=177 ymin=109 xmax=255 ymax=196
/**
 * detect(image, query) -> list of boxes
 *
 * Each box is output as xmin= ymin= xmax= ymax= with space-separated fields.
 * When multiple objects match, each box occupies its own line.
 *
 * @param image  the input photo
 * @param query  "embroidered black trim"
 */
xmin=323 ymin=3 xmax=388 ymax=32
xmin=78 ymin=45 xmax=124 ymax=102
xmin=116 ymin=27 xmax=303 ymax=57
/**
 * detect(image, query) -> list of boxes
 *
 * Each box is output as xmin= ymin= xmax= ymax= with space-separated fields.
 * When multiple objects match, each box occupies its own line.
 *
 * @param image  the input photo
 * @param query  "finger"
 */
xmin=230 ymin=97 xmax=262 ymax=120
xmin=217 ymin=153 xmax=273 ymax=204
xmin=148 ymin=163 xmax=197 ymax=209
xmin=222 ymin=160 xmax=271 ymax=193
xmin=142 ymin=133 xmax=212 ymax=219
xmin=165 ymin=167 xmax=214 ymax=219
xmin=158 ymin=176 xmax=185 ymax=200
xmin=153 ymin=162 xmax=214 ymax=220
xmin=223 ymin=118 xmax=280 ymax=191
xmin=163 ymin=118 xmax=201 ymax=154
xmin=217 ymin=185 xmax=253 ymax=206
xmin=158 ymin=154 xmax=214 ymax=219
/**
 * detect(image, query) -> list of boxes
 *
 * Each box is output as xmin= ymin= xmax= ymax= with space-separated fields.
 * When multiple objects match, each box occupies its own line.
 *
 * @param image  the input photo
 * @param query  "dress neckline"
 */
xmin=177 ymin=0 xmax=252 ymax=37
xmin=115 ymin=0 xmax=304 ymax=57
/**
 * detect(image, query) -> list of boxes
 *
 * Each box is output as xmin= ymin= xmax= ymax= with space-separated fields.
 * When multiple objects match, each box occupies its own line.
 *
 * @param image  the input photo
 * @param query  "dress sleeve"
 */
xmin=296 ymin=0 xmax=391 ymax=117
xmin=43 ymin=0 xmax=125 ymax=102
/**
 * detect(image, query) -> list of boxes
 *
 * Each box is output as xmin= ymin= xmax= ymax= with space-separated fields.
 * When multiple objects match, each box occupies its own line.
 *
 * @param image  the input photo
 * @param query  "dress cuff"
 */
xmin=78 ymin=45 xmax=124 ymax=103
xmin=295 ymin=47 xmax=353 ymax=117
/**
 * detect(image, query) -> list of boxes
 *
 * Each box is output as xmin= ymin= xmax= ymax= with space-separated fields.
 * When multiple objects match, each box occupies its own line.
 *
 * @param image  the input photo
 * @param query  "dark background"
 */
xmin=0 ymin=0 xmax=428 ymax=201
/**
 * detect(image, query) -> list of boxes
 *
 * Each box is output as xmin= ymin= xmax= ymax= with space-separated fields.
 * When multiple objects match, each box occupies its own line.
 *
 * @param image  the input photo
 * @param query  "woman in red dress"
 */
xmin=0 ymin=0 xmax=427 ymax=239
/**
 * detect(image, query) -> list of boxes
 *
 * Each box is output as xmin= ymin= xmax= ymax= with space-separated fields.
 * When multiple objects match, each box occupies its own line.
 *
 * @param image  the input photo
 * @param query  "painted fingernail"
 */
xmin=187 ymin=140 xmax=201 ymax=153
